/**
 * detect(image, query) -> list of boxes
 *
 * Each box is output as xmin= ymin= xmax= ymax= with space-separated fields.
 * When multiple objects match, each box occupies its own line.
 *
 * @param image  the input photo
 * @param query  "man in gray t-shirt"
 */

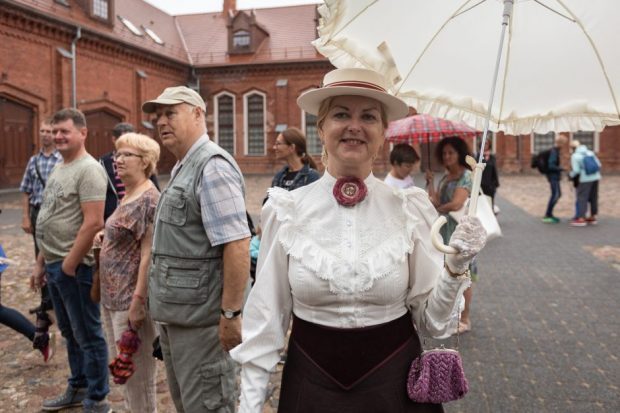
xmin=32 ymin=108 xmax=110 ymax=412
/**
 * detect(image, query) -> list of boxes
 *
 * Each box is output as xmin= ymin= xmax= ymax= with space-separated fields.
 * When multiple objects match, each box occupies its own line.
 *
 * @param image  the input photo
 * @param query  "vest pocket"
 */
xmin=160 ymin=188 xmax=187 ymax=226
xmin=159 ymin=264 xmax=210 ymax=304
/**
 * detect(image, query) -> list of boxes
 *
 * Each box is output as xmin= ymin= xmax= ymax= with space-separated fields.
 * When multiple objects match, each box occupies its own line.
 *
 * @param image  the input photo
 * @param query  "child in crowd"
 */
xmin=384 ymin=143 xmax=421 ymax=189
xmin=0 ymin=244 xmax=54 ymax=362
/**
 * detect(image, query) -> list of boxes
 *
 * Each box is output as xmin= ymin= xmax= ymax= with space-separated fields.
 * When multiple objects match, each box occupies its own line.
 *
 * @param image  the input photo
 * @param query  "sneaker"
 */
xmin=42 ymin=385 xmax=87 ymax=411
xmin=40 ymin=332 xmax=56 ymax=363
xmin=82 ymin=400 xmax=111 ymax=413
xmin=542 ymin=216 xmax=560 ymax=224
xmin=570 ymin=218 xmax=587 ymax=227
xmin=586 ymin=216 xmax=598 ymax=225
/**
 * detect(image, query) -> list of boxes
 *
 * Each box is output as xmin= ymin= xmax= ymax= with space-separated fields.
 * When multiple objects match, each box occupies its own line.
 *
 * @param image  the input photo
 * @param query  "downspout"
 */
xmin=191 ymin=68 xmax=199 ymax=92
xmin=71 ymin=27 xmax=81 ymax=108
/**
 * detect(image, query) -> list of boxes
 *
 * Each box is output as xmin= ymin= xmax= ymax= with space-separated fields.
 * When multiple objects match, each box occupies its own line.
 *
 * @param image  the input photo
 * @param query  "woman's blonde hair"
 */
xmin=115 ymin=132 xmax=161 ymax=176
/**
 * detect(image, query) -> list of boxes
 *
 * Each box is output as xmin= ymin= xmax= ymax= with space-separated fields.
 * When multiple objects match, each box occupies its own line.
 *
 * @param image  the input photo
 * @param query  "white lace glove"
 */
xmin=445 ymin=215 xmax=487 ymax=273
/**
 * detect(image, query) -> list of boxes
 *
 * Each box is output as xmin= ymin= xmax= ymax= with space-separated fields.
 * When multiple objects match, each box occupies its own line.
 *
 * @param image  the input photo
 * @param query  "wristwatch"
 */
xmin=221 ymin=308 xmax=242 ymax=319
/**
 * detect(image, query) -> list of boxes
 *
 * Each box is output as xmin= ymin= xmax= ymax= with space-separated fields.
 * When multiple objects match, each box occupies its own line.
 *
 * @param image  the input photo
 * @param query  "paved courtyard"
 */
xmin=0 ymin=173 xmax=618 ymax=412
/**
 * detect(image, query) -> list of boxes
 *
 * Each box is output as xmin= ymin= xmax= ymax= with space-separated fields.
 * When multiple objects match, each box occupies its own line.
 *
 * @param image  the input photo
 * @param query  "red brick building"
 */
xmin=1 ymin=0 xmax=618 ymax=188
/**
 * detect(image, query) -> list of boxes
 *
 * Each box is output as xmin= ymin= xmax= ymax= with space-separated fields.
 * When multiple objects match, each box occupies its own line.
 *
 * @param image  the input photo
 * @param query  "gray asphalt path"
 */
xmin=445 ymin=195 xmax=619 ymax=413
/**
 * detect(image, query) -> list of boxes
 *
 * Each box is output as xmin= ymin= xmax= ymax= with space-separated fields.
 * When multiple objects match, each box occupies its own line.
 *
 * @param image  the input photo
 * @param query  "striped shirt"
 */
xmin=19 ymin=150 xmax=63 ymax=206
xmin=170 ymin=135 xmax=250 ymax=246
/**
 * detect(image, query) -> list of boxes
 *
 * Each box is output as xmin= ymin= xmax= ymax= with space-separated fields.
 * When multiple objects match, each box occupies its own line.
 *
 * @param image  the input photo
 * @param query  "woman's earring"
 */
xmin=321 ymin=147 xmax=328 ymax=165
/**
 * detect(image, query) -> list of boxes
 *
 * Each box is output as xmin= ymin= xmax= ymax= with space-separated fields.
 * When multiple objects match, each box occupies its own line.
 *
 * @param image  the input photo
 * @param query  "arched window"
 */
xmin=301 ymin=111 xmax=322 ymax=155
xmin=214 ymin=92 xmax=235 ymax=155
xmin=244 ymin=92 xmax=266 ymax=156
xmin=233 ymin=30 xmax=251 ymax=48
xmin=300 ymin=88 xmax=322 ymax=155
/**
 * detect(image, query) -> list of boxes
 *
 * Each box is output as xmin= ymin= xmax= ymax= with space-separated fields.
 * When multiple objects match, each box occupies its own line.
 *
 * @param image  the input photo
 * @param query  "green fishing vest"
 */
xmin=148 ymin=139 xmax=244 ymax=327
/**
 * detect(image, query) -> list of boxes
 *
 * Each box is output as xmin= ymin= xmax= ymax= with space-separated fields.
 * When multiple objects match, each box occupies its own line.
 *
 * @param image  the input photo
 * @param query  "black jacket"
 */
xmin=476 ymin=153 xmax=500 ymax=197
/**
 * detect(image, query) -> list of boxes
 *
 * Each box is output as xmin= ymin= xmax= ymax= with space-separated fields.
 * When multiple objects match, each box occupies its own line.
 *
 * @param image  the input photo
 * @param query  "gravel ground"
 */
xmin=0 ymin=172 xmax=617 ymax=412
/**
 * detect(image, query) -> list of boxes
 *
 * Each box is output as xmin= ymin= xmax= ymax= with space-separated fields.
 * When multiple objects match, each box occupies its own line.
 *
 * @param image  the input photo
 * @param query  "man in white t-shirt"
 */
xmin=384 ymin=143 xmax=420 ymax=189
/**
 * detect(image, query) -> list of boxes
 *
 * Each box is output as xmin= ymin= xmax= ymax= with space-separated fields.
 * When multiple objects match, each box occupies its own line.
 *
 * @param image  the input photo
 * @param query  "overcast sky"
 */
xmin=144 ymin=0 xmax=321 ymax=15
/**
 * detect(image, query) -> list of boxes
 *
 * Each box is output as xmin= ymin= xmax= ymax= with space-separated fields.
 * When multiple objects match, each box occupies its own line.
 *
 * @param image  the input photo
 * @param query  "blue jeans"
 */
xmin=0 ymin=273 xmax=35 ymax=341
xmin=545 ymin=175 xmax=561 ymax=218
xmin=46 ymin=261 xmax=109 ymax=402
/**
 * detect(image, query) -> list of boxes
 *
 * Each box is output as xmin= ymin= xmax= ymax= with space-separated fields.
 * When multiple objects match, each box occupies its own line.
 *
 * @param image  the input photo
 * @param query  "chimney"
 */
xmin=223 ymin=0 xmax=236 ymax=16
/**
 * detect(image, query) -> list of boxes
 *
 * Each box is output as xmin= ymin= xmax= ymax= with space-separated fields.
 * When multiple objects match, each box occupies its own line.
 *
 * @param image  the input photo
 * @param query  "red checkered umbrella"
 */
xmin=385 ymin=114 xmax=479 ymax=145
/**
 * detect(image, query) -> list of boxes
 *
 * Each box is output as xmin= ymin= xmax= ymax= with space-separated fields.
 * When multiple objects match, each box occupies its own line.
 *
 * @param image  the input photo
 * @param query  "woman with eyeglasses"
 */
xmin=95 ymin=133 xmax=160 ymax=413
xmin=271 ymin=127 xmax=320 ymax=192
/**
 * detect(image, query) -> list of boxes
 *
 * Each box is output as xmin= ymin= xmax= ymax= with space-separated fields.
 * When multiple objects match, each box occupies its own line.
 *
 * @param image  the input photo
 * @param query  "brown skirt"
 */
xmin=278 ymin=314 xmax=444 ymax=413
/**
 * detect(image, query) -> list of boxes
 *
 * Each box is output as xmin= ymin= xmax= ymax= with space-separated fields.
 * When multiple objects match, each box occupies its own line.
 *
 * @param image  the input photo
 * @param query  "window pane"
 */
xmin=533 ymin=132 xmax=555 ymax=153
xmin=573 ymin=131 xmax=595 ymax=151
xmin=217 ymin=95 xmax=234 ymax=155
xmin=247 ymin=94 xmax=264 ymax=155
xmin=473 ymin=131 xmax=493 ymax=155
xmin=305 ymin=112 xmax=322 ymax=155
xmin=233 ymin=30 xmax=250 ymax=47
xmin=93 ymin=0 xmax=109 ymax=19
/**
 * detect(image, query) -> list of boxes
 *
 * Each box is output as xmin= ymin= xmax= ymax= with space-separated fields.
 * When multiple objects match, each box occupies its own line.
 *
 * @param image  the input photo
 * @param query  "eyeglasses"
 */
xmin=114 ymin=152 xmax=143 ymax=160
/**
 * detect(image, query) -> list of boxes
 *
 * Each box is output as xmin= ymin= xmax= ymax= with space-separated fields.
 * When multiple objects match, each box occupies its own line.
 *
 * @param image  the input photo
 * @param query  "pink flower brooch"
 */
xmin=333 ymin=176 xmax=368 ymax=207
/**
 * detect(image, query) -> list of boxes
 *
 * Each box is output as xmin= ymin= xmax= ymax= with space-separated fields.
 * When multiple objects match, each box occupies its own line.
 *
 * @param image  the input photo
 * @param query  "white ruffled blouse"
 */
xmin=231 ymin=172 xmax=470 ymax=412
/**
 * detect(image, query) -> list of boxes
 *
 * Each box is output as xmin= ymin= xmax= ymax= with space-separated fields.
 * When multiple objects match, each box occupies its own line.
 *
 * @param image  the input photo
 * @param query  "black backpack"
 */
xmin=531 ymin=149 xmax=552 ymax=174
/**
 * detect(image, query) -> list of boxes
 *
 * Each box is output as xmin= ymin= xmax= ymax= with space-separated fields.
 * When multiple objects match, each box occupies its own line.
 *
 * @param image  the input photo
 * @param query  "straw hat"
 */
xmin=297 ymin=68 xmax=409 ymax=121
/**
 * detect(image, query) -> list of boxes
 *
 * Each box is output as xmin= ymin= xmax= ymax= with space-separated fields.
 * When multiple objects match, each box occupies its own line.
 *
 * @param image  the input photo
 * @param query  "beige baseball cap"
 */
xmin=142 ymin=86 xmax=206 ymax=114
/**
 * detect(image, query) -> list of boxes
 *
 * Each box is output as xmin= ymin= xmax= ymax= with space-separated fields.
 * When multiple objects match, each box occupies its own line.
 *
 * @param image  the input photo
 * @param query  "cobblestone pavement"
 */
xmin=0 ymin=173 xmax=618 ymax=412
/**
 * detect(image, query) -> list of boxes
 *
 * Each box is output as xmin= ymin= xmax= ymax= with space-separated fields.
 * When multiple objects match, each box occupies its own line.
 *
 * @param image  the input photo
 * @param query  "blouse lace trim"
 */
xmin=267 ymin=184 xmax=425 ymax=295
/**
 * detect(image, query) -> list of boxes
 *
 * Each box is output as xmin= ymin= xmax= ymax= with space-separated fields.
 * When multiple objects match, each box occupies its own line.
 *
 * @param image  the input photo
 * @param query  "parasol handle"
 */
xmin=430 ymin=155 xmax=486 ymax=255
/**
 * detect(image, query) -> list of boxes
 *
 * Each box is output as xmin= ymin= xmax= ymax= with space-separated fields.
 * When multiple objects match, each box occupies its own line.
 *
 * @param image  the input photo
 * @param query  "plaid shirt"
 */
xmin=170 ymin=136 xmax=250 ymax=246
xmin=19 ymin=150 xmax=63 ymax=206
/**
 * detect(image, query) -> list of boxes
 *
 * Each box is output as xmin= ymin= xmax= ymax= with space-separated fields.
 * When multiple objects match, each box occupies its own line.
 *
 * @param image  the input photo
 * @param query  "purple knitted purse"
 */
xmin=407 ymin=347 xmax=469 ymax=404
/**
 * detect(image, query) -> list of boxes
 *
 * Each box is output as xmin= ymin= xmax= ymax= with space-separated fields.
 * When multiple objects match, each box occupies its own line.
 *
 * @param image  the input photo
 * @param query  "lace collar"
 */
xmin=267 ymin=174 xmax=420 ymax=295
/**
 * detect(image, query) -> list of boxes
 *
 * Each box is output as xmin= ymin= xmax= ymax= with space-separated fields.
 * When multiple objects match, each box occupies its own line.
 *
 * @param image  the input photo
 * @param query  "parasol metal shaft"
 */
xmin=430 ymin=155 xmax=485 ymax=255
xmin=478 ymin=0 xmax=514 ymax=164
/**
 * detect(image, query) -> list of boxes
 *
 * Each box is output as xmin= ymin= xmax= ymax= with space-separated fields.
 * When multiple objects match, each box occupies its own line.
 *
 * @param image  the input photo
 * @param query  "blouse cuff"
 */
xmin=238 ymin=363 xmax=272 ymax=413
xmin=423 ymin=269 xmax=471 ymax=337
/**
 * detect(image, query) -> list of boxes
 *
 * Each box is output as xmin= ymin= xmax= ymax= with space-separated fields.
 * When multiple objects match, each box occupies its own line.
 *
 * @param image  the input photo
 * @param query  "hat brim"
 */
xmin=142 ymin=98 xmax=186 ymax=114
xmin=297 ymin=86 xmax=409 ymax=122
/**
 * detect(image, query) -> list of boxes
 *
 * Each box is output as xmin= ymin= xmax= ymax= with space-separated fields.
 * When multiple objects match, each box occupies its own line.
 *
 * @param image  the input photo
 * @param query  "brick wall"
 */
xmin=0 ymin=3 xmax=187 ymax=183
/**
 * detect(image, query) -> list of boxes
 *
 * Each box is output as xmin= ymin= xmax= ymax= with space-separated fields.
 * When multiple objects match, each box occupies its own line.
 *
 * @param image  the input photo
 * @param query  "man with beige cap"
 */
xmin=142 ymin=86 xmax=250 ymax=412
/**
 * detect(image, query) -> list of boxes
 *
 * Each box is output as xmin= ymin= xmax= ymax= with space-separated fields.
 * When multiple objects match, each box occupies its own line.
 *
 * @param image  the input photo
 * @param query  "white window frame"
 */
xmin=300 ymin=114 xmax=322 ymax=156
xmin=473 ymin=132 xmax=496 ymax=155
xmin=530 ymin=131 xmax=556 ymax=154
xmin=213 ymin=91 xmax=236 ymax=155
xmin=570 ymin=131 xmax=600 ymax=152
xmin=233 ymin=30 xmax=251 ymax=48
xmin=243 ymin=90 xmax=267 ymax=156
xmin=93 ymin=0 xmax=109 ymax=20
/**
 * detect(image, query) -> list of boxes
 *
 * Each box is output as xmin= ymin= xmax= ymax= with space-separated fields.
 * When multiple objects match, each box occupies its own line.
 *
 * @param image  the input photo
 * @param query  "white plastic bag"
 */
xmin=449 ymin=194 xmax=502 ymax=242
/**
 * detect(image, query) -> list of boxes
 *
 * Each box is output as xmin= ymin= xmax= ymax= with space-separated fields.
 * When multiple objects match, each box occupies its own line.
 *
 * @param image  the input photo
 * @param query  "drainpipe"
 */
xmin=71 ymin=27 xmax=81 ymax=108
xmin=191 ymin=68 xmax=199 ymax=92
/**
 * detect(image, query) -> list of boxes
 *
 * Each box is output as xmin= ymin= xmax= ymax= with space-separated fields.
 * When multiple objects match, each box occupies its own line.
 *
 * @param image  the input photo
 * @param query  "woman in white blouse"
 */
xmin=231 ymin=68 xmax=486 ymax=413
